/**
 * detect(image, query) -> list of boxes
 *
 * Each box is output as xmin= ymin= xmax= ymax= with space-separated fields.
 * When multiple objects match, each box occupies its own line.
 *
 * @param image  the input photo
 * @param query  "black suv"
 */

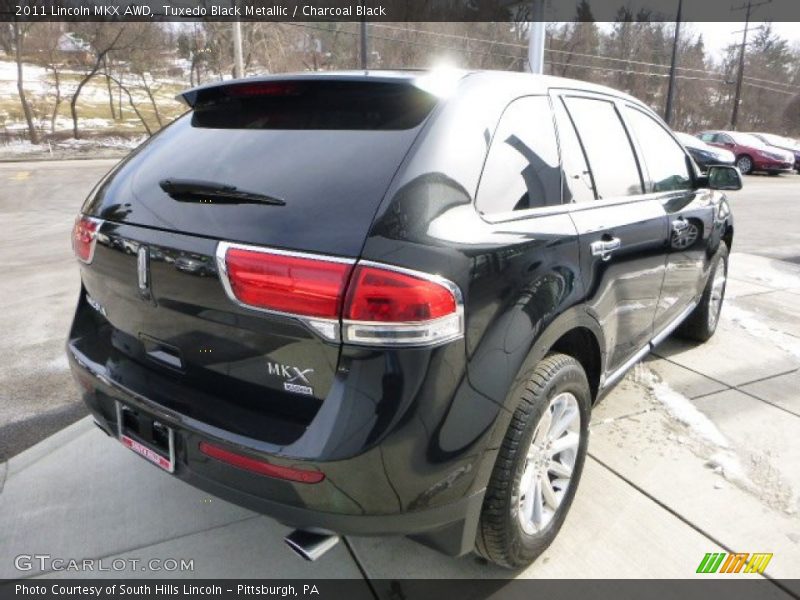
xmin=68 ymin=70 xmax=738 ymax=568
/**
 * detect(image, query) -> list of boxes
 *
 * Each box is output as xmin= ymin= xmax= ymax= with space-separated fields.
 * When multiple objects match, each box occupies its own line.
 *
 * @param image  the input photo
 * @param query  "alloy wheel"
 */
xmin=737 ymin=156 xmax=752 ymax=174
xmin=517 ymin=392 xmax=581 ymax=535
xmin=708 ymin=259 xmax=727 ymax=329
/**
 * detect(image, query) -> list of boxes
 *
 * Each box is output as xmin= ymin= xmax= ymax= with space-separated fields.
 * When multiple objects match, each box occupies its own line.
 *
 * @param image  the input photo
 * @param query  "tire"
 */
xmin=676 ymin=242 xmax=729 ymax=343
xmin=736 ymin=155 xmax=753 ymax=175
xmin=475 ymin=353 xmax=591 ymax=569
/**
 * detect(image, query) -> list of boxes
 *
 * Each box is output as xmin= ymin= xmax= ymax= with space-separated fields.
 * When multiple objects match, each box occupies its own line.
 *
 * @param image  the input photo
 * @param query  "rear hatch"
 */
xmin=74 ymin=77 xmax=437 ymax=444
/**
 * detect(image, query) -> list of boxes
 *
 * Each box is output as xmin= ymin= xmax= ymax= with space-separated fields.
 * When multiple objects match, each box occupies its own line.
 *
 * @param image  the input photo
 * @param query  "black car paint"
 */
xmin=68 ymin=71 xmax=733 ymax=556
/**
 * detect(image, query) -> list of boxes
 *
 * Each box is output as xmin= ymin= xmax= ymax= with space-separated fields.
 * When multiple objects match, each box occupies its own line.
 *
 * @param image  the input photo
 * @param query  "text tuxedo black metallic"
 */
xmin=67 ymin=70 xmax=737 ymax=568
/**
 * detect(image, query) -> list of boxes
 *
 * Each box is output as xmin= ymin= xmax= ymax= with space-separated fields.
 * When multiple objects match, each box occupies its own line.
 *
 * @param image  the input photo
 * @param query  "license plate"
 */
xmin=116 ymin=402 xmax=175 ymax=473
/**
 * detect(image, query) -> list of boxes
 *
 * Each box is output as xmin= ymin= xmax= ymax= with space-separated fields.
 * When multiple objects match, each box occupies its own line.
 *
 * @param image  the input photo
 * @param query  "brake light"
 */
xmin=218 ymin=243 xmax=353 ymax=319
xmin=341 ymin=263 xmax=463 ymax=346
xmin=199 ymin=441 xmax=324 ymax=484
xmin=72 ymin=215 xmax=101 ymax=264
xmin=217 ymin=242 xmax=464 ymax=347
xmin=226 ymin=82 xmax=301 ymax=97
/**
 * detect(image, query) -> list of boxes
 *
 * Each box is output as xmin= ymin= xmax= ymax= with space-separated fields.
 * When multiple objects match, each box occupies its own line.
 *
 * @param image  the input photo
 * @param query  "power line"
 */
xmin=371 ymin=22 xmax=800 ymax=93
xmin=282 ymin=21 xmax=800 ymax=96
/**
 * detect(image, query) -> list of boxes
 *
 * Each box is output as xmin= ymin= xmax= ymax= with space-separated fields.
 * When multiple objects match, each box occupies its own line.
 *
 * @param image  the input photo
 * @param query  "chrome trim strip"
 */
xmin=652 ymin=300 xmax=698 ymax=347
xmin=602 ymin=344 xmax=651 ymax=391
xmin=601 ymin=299 xmax=699 ymax=391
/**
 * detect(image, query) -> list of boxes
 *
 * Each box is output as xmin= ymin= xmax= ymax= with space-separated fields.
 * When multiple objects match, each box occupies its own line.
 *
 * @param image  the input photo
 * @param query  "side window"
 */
xmin=563 ymin=97 xmax=642 ymax=199
xmin=476 ymin=96 xmax=561 ymax=215
xmin=698 ymin=133 xmax=714 ymax=142
xmin=553 ymin=97 xmax=595 ymax=203
xmin=624 ymin=107 xmax=692 ymax=193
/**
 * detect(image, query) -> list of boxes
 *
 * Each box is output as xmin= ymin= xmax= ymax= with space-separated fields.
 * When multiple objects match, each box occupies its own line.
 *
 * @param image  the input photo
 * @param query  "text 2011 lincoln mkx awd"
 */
xmin=68 ymin=70 xmax=739 ymax=568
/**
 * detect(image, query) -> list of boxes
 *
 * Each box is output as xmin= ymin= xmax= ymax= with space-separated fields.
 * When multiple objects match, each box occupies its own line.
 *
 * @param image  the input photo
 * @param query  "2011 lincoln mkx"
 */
xmin=67 ymin=70 xmax=739 ymax=568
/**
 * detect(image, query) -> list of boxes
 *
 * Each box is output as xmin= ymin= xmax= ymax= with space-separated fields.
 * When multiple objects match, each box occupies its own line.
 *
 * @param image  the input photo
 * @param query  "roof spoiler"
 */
xmin=177 ymin=71 xmax=465 ymax=108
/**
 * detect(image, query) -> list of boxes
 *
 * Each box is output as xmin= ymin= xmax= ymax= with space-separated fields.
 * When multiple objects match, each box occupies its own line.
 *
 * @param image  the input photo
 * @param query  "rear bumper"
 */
xmin=66 ymin=310 xmax=496 ymax=556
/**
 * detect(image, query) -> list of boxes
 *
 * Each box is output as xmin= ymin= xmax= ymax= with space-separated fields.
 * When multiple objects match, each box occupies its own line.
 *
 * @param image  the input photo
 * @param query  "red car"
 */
xmin=698 ymin=130 xmax=794 ymax=175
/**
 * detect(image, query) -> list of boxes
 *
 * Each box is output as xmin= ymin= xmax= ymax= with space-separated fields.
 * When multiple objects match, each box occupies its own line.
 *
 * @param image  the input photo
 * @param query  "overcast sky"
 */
xmin=693 ymin=21 xmax=800 ymax=57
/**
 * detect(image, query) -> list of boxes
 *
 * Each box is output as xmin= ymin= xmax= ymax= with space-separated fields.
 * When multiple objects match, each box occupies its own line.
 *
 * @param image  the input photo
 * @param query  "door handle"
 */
xmin=672 ymin=218 xmax=689 ymax=233
xmin=591 ymin=237 xmax=621 ymax=261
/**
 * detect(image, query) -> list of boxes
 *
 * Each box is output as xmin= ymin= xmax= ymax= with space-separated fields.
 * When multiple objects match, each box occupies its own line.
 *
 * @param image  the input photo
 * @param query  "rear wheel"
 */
xmin=736 ymin=155 xmax=753 ymax=175
xmin=676 ymin=242 xmax=728 ymax=342
xmin=476 ymin=353 xmax=590 ymax=569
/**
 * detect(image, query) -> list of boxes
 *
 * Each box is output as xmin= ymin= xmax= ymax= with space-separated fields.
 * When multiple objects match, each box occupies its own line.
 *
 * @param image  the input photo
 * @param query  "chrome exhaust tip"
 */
xmin=284 ymin=530 xmax=340 ymax=561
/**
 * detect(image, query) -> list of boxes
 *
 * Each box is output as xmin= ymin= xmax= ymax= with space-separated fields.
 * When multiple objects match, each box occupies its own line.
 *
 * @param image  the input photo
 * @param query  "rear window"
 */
xmin=189 ymin=80 xmax=438 ymax=131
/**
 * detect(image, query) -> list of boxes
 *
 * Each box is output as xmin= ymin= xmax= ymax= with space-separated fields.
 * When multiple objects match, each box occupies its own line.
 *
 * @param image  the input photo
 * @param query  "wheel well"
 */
xmin=549 ymin=327 xmax=602 ymax=402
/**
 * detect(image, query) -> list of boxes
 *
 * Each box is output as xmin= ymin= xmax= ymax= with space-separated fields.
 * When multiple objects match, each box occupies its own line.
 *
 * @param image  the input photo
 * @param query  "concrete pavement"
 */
xmin=1 ymin=160 xmax=799 ymax=586
xmin=3 ymin=255 xmax=799 ymax=582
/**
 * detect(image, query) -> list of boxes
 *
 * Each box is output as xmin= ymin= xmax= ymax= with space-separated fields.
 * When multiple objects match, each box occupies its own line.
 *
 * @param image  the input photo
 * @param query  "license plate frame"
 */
xmin=115 ymin=402 xmax=175 ymax=473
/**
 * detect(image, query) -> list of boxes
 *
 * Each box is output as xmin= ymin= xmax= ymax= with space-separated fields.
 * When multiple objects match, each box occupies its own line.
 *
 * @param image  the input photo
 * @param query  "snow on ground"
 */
xmin=632 ymin=363 xmax=798 ymax=513
xmin=0 ymin=135 xmax=145 ymax=158
xmin=0 ymin=60 xmax=49 ymax=95
xmin=723 ymin=303 xmax=800 ymax=360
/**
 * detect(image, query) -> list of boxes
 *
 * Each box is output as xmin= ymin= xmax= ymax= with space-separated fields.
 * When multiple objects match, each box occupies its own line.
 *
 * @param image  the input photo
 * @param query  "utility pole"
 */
xmin=232 ymin=20 xmax=244 ymax=79
xmin=528 ymin=0 xmax=546 ymax=74
xmin=360 ymin=20 xmax=368 ymax=70
xmin=730 ymin=0 xmax=771 ymax=130
xmin=664 ymin=0 xmax=683 ymax=126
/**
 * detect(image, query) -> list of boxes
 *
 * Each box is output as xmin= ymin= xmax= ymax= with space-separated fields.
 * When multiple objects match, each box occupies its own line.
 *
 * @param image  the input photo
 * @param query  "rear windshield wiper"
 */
xmin=159 ymin=179 xmax=285 ymax=206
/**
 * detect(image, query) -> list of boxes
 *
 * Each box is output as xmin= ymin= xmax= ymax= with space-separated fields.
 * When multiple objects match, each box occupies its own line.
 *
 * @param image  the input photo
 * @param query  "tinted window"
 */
xmin=476 ymin=96 xmax=562 ymax=214
xmin=553 ymin=98 xmax=595 ymax=203
xmin=624 ymin=107 xmax=692 ymax=193
xmin=190 ymin=81 xmax=437 ymax=130
xmin=564 ymin=97 xmax=642 ymax=198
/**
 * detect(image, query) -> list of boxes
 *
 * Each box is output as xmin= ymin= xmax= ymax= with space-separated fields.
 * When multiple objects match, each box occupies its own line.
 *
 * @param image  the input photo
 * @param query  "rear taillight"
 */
xmin=198 ymin=441 xmax=324 ymax=484
xmin=341 ymin=263 xmax=463 ymax=346
xmin=216 ymin=242 xmax=463 ymax=347
xmin=216 ymin=242 xmax=353 ymax=340
xmin=72 ymin=215 xmax=101 ymax=264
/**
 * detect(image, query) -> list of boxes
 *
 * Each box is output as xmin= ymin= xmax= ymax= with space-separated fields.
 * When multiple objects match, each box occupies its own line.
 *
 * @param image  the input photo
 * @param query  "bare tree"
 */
xmin=69 ymin=24 xmax=127 ymax=139
xmin=12 ymin=21 xmax=40 ymax=144
xmin=108 ymin=74 xmax=152 ymax=136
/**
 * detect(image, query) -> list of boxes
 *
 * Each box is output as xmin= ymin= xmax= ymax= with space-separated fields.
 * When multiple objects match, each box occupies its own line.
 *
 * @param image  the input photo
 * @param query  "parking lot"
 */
xmin=0 ymin=160 xmax=799 ymax=589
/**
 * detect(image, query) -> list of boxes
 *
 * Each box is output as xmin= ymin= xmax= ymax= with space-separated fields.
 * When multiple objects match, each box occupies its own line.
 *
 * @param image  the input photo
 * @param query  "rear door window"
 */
xmin=624 ymin=107 xmax=692 ymax=193
xmin=476 ymin=96 xmax=562 ymax=215
xmin=553 ymin=97 xmax=595 ymax=203
xmin=564 ymin=96 xmax=643 ymax=199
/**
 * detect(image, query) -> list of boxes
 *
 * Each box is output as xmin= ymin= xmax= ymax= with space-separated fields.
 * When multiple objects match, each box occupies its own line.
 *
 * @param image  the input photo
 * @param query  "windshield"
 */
xmin=731 ymin=132 xmax=769 ymax=148
xmin=758 ymin=133 xmax=795 ymax=148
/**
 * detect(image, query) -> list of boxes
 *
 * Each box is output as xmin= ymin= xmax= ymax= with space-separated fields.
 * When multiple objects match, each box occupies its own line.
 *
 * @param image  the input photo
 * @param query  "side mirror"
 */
xmin=705 ymin=165 xmax=743 ymax=191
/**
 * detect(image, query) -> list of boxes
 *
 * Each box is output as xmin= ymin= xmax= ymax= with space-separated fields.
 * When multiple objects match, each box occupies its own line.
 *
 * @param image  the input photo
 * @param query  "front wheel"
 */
xmin=475 ymin=353 xmax=591 ymax=569
xmin=676 ymin=242 xmax=728 ymax=342
xmin=736 ymin=155 xmax=753 ymax=175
